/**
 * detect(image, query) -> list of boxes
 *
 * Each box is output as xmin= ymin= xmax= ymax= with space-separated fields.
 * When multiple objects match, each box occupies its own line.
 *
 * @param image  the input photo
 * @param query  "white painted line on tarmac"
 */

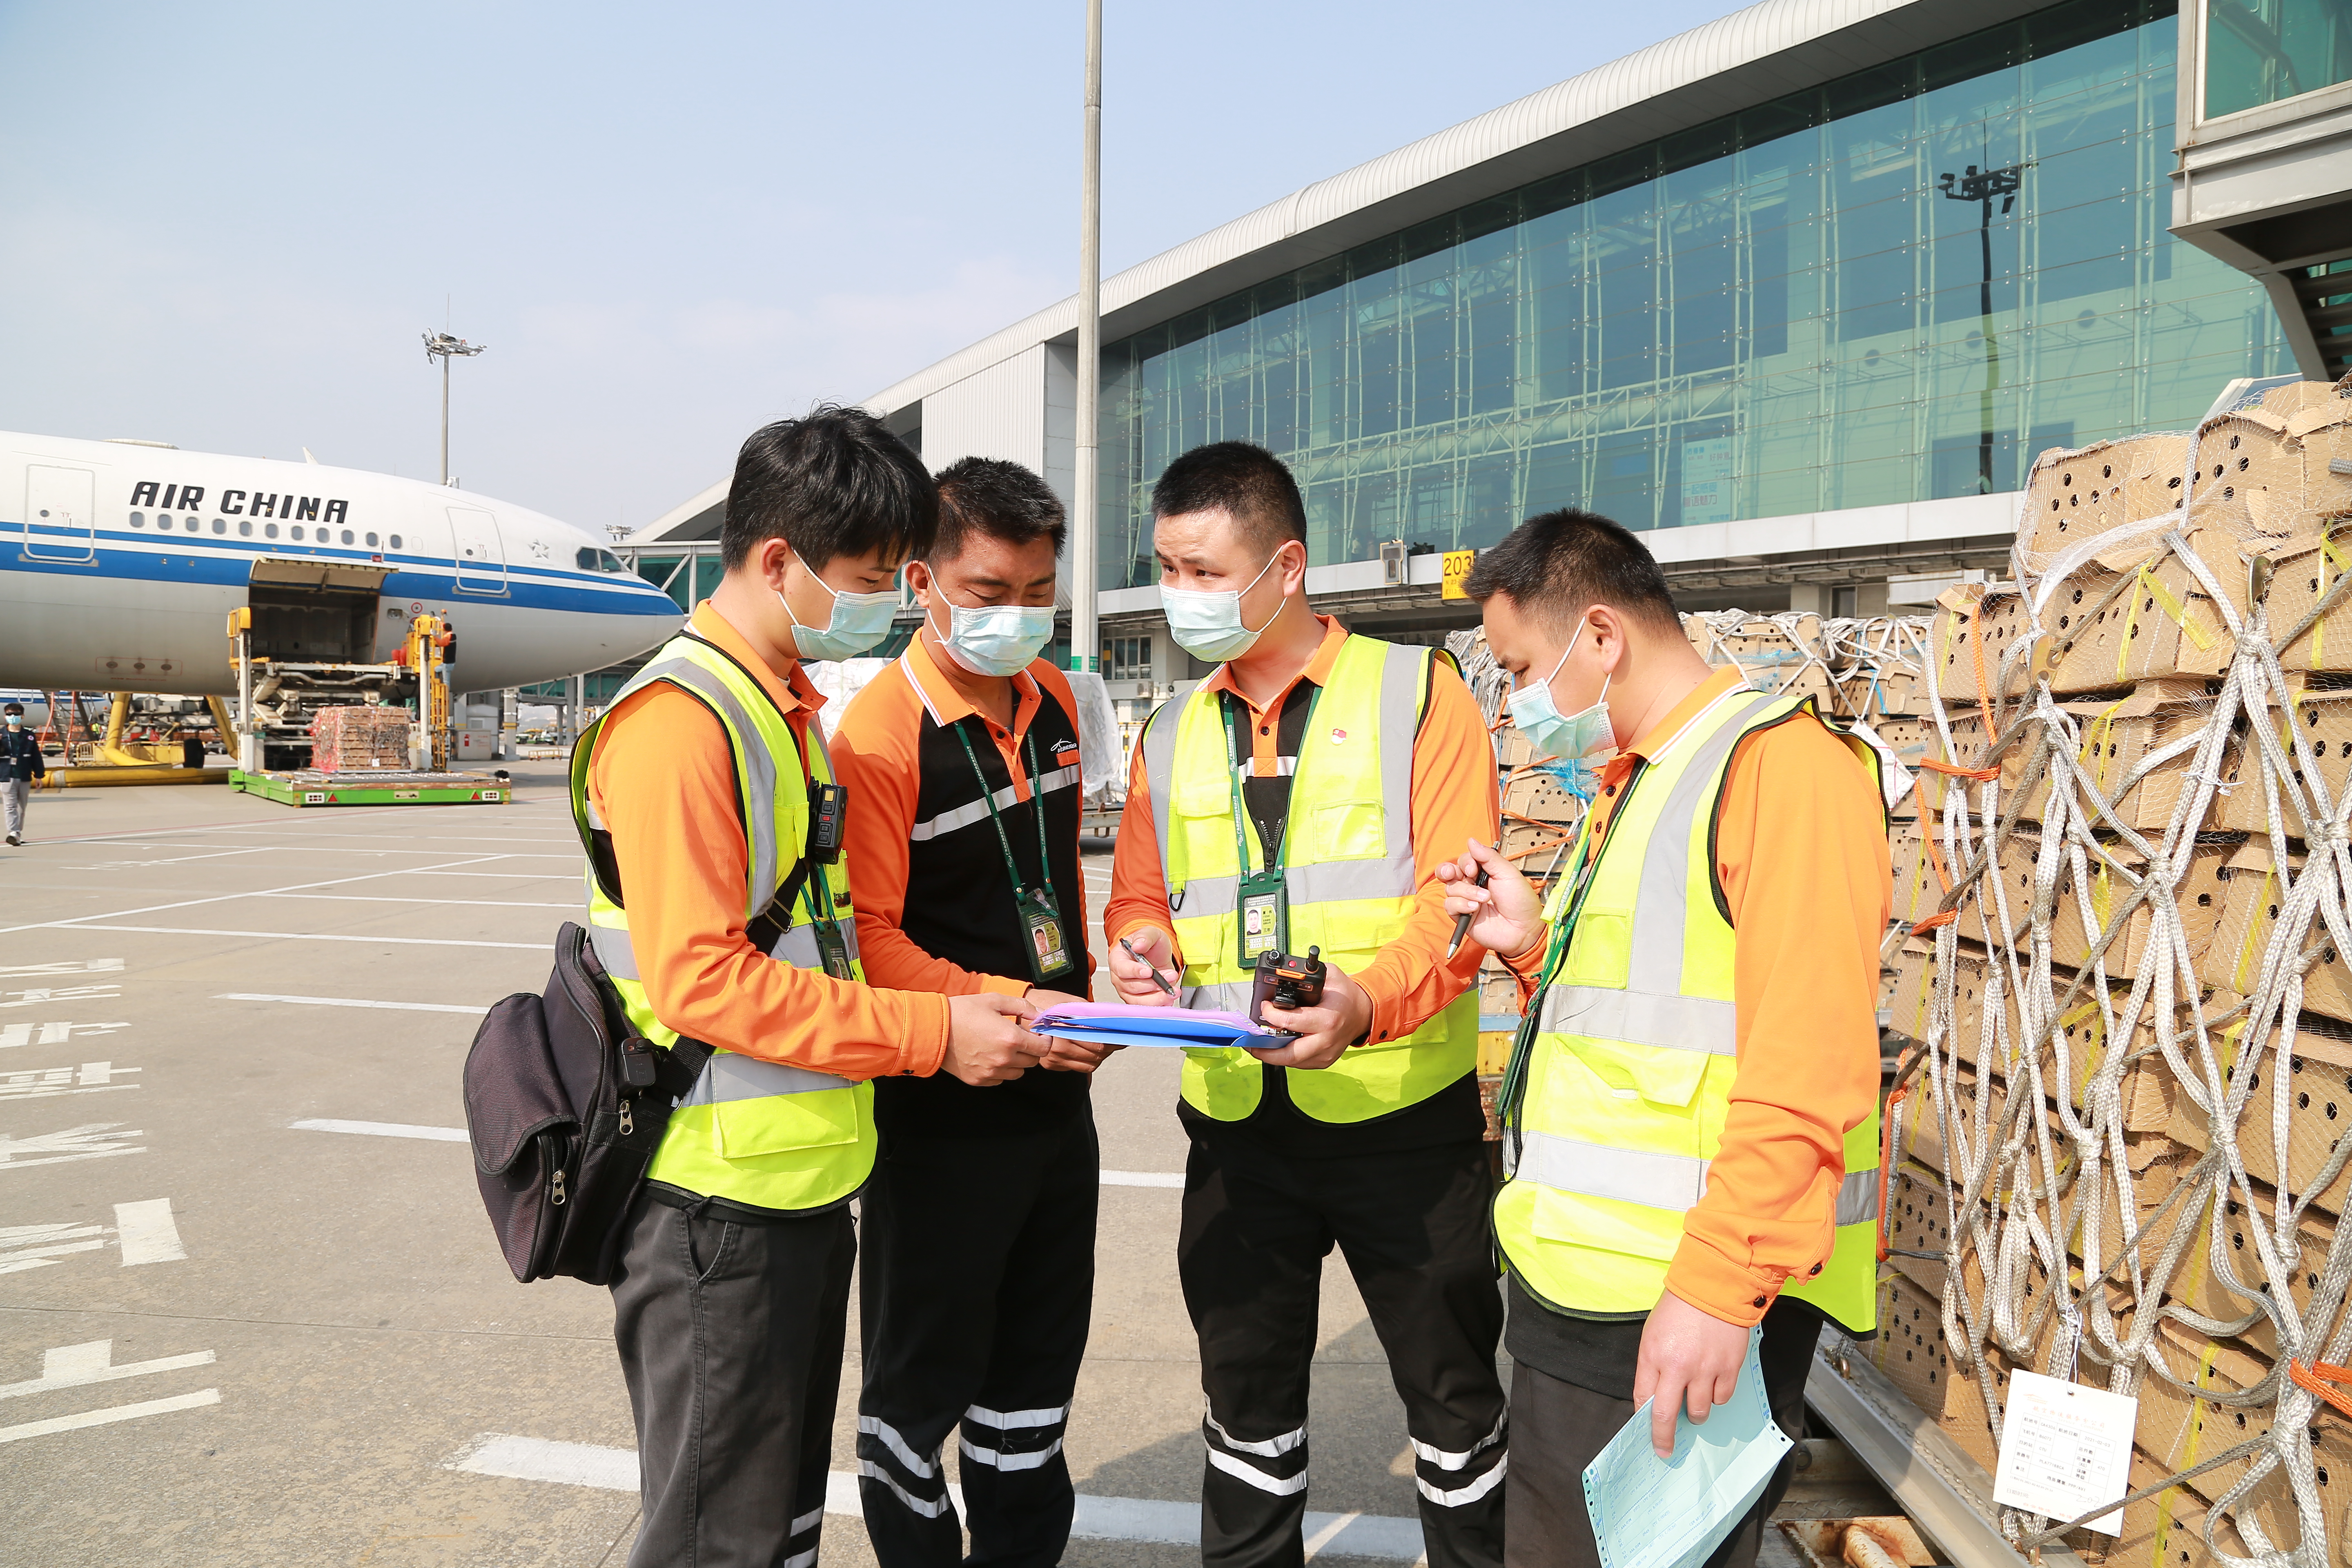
xmin=0 ymin=853 xmax=512 ymax=935
xmin=292 ymin=1119 xmax=470 ymax=1143
xmin=0 ymin=1123 xmax=145 ymax=1170
xmin=72 ymin=925 xmax=541 ymax=949
xmin=0 ymin=1341 xmax=214 ymax=1401
xmin=0 ymin=959 xmax=125 ymax=980
xmin=0 ymin=1022 xmax=131 ymax=1049
xmin=1101 ymin=1170 xmax=1185 ymax=1188
xmin=445 ymin=1435 xmax=1427 ymax=1561
xmin=113 ymin=1199 xmax=185 ymax=1265
xmin=250 ymin=892 xmax=579 ymax=909
xmin=0 ymin=1389 xmax=220 ymax=1446
xmin=451 ymin=1432 xmax=637 ymax=1490
xmin=220 ymin=994 xmax=488 ymax=1014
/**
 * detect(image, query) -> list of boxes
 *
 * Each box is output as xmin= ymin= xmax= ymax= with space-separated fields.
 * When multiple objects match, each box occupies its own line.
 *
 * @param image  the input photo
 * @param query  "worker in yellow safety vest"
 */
xmin=1105 ymin=441 xmax=1507 ymax=1568
xmin=1435 ymin=509 xmax=1890 ymax=1568
xmin=572 ymin=408 xmax=1049 ymax=1568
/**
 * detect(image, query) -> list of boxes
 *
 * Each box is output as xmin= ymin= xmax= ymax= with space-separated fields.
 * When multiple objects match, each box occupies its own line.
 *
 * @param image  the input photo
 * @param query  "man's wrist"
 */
xmin=1498 ymin=926 xmax=1551 ymax=973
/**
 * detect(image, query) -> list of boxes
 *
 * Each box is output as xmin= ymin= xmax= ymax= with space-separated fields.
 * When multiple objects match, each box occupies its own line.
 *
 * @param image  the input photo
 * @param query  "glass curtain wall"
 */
xmin=2205 ymin=0 xmax=2352 ymax=116
xmin=1097 ymin=0 xmax=2290 ymax=589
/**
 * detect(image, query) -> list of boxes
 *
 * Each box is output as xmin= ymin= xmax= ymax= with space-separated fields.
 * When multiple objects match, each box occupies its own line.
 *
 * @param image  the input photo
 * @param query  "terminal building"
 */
xmin=636 ymin=0 xmax=2336 ymax=727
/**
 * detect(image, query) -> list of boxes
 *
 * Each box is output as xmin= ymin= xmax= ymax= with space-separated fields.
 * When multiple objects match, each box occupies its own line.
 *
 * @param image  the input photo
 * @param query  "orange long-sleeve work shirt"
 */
xmin=1105 ymin=615 xmax=1499 ymax=1047
xmin=831 ymin=633 xmax=1093 ymax=999
xmin=1503 ymin=664 xmax=1890 ymax=1326
xmin=584 ymin=602 xmax=949 ymax=1080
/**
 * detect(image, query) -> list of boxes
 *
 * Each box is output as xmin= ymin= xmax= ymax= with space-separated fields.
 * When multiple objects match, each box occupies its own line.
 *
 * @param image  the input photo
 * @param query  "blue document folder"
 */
xmin=1582 ymin=1326 xmax=1792 ymax=1568
xmin=1029 ymin=1002 xmax=1276 ymax=1050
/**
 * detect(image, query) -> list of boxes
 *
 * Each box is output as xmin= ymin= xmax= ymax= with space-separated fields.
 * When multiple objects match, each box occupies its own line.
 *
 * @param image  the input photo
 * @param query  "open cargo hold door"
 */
xmin=247 ymin=557 xmax=393 ymax=663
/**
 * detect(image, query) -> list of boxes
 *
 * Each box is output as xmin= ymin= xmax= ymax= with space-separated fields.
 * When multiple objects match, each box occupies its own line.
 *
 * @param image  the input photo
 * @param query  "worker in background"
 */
xmin=574 ymin=408 xmax=1051 ymax=1568
xmin=1436 ymin=510 xmax=1888 ymax=1568
xmin=2 ymin=702 xmax=44 ymax=845
xmin=834 ymin=456 xmax=1109 ymax=1568
xmin=1104 ymin=442 xmax=1507 ymax=1568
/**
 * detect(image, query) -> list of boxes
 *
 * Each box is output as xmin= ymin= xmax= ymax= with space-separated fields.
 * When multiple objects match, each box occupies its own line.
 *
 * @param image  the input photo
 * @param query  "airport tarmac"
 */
xmin=0 ymin=764 xmax=1452 ymax=1567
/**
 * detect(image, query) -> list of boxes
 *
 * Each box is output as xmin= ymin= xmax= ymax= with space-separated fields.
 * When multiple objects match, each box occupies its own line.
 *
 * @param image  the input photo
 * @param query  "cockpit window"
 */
xmin=577 ymin=548 xmax=628 ymax=572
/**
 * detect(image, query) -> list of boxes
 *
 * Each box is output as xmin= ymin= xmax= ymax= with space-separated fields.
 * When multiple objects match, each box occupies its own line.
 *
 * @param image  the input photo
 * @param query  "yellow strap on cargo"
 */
xmin=2143 ymin=562 xmax=2214 ymax=650
xmin=2076 ymin=698 xmax=2130 ymax=794
xmin=2317 ymin=532 xmax=2351 ymax=670
xmin=2232 ymin=873 xmax=2276 ymax=994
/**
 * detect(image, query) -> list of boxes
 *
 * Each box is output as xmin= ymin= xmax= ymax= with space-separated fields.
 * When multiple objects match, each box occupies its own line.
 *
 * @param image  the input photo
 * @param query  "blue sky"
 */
xmin=0 ymin=1 xmax=1734 ymax=532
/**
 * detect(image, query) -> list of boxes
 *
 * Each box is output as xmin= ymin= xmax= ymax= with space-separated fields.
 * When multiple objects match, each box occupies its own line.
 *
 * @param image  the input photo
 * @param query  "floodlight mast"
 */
xmin=1936 ymin=164 xmax=2026 ymax=497
xmin=422 ymin=331 xmax=486 ymax=488
xmin=1071 ymin=0 xmax=1102 ymax=674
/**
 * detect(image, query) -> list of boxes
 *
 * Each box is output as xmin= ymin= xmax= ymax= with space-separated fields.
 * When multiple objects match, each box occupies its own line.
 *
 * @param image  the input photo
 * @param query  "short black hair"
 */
xmin=720 ymin=405 xmax=937 ymax=572
xmin=932 ymin=457 xmax=1067 ymax=563
xmin=1463 ymin=508 xmax=1681 ymax=633
xmin=1 ymin=703 xmax=20 ymax=715
xmin=1151 ymin=441 xmax=1306 ymax=557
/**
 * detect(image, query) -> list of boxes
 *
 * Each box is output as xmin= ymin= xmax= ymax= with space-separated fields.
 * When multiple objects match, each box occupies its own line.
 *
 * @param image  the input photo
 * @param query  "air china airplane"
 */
xmin=0 ymin=431 xmax=683 ymax=695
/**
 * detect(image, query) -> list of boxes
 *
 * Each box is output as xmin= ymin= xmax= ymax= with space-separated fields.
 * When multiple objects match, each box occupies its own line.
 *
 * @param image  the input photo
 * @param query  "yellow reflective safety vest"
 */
xmin=567 ymin=629 xmax=876 ymax=1214
xmin=1140 ymin=633 xmax=1478 ymax=1123
xmin=1492 ymin=683 xmax=1883 ymax=1333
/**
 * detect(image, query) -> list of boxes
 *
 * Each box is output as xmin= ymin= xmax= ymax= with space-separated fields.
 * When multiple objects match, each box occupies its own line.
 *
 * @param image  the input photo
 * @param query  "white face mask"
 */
xmin=779 ymin=546 xmax=900 ymax=661
xmin=1160 ymin=550 xmax=1285 ymax=663
xmin=1504 ymin=618 xmax=1615 ymax=779
xmin=928 ymin=586 xmax=1056 ymax=678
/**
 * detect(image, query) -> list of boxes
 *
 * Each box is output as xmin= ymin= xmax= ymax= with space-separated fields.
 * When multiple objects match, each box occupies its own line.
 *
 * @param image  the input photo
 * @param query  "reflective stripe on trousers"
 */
xmin=957 ymin=1401 xmax=1071 ymax=1473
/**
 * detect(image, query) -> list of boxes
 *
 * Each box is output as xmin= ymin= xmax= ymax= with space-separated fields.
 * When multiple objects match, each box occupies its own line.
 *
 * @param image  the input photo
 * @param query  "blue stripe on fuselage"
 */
xmin=2 ymin=525 xmax=680 ymax=617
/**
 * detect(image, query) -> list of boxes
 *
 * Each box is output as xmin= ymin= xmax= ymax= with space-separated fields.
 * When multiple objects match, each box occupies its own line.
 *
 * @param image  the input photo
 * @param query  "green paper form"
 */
xmin=1581 ymin=1327 xmax=1793 ymax=1568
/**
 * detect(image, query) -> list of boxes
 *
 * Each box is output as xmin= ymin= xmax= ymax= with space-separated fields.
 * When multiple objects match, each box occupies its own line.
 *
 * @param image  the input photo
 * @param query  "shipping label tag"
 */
xmin=1992 ymin=1370 xmax=2137 ymax=1535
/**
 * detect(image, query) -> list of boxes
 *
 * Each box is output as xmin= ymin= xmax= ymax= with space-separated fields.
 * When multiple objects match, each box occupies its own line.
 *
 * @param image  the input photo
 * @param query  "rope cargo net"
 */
xmin=1883 ymin=374 xmax=2352 ymax=1568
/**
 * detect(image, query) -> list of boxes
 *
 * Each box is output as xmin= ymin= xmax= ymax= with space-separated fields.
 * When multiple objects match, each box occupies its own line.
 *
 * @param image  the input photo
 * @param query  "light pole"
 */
xmin=1936 ymin=164 xmax=2023 ymax=495
xmin=422 ymin=331 xmax=486 ymax=488
xmin=1070 ymin=0 xmax=1102 ymax=674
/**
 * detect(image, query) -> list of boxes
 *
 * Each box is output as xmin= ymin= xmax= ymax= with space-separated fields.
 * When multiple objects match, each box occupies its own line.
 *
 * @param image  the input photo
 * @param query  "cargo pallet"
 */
xmin=228 ymin=767 xmax=510 ymax=807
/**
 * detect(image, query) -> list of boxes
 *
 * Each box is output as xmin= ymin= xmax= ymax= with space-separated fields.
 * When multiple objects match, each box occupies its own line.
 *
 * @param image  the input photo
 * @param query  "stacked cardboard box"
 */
xmin=309 ymin=704 xmax=412 ymax=772
xmin=1877 ymin=378 xmax=2352 ymax=1566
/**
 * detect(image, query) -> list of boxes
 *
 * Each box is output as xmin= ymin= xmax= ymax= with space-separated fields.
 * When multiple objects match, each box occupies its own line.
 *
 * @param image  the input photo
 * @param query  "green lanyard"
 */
xmin=1221 ymin=686 xmax=1319 ymax=964
xmin=1497 ymin=762 xmax=1637 ymax=1147
xmin=1220 ymin=686 xmax=1321 ymax=873
xmin=952 ymin=719 xmax=1074 ymax=982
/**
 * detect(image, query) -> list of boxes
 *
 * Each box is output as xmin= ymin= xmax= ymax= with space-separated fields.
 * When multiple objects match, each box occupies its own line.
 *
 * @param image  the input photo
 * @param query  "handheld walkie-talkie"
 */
xmin=1249 ymin=945 xmax=1327 ymax=1034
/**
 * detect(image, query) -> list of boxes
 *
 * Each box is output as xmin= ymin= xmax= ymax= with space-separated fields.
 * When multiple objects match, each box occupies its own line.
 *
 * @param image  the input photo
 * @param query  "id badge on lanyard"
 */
xmin=1225 ymin=689 xmax=1315 ymax=969
xmin=811 ymin=906 xmax=856 ymax=980
xmin=955 ymin=722 xmax=1078 ymax=986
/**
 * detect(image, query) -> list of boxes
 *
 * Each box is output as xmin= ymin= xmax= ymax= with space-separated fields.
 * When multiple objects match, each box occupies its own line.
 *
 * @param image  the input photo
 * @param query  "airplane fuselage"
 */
xmin=0 ymin=433 xmax=682 ymax=695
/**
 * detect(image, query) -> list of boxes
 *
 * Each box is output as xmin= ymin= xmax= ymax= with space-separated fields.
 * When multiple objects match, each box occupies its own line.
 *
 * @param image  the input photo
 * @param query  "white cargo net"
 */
xmin=1898 ymin=375 xmax=2352 ymax=1568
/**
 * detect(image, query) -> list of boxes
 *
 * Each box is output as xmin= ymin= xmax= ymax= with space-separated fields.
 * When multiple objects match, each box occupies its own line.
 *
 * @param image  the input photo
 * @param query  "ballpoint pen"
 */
xmin=1120 ymin=935 xmax=1178 ymax=996
xmin=1445 ymin=844 xmax=1497 ymax=960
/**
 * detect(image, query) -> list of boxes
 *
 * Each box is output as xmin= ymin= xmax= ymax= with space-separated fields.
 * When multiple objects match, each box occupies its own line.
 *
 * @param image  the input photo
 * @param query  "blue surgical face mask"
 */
xmin=1160 ymin=550 xmax=1284 ymax=664
xmin=1505 ymin=619 xmax=1615 ymax=770
xmin=930 ymin=587 xmax=1055 ymax=678
xmin=780 ymin=547 xmax=900 ymax=661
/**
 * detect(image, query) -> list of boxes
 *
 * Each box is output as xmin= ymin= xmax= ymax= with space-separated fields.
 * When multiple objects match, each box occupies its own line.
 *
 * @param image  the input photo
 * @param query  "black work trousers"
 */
xmin=1179 ymin=1129 xmax=1507 ymax=1568
xmin=1502 ymin=1301 xmax=1821 ymax=1568
xmin=610 ymin=1189 xmax=855 ymax=1568
xmin=856 ymin=1113 xmax=1099 ymax=1568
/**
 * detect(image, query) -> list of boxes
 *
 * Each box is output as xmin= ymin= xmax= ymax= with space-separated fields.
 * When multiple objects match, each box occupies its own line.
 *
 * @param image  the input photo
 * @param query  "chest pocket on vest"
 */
xmin=1308 ymin=797 xmax=1385 ymax=864
xmin=713 ymin=1091 xmax=862 ymax=1160
xmin=1557 ymin=1035 xmax=1708 ymax=1110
